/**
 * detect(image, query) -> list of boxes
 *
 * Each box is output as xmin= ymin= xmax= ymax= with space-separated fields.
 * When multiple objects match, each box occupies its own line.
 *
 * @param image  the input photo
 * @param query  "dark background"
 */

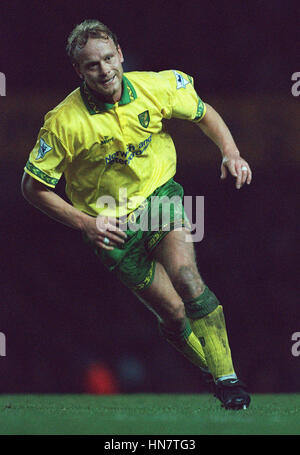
xmin=0 ymin=0 xmax=299 ymax=394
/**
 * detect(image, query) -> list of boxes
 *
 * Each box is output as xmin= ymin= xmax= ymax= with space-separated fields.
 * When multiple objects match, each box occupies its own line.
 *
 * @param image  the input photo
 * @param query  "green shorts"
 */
xmin=84 ymin=179 xmax=191 ymax=291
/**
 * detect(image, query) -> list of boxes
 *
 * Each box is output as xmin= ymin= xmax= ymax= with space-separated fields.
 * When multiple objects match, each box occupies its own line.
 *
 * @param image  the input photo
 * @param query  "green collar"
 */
xmin=80 ymin=75 xmax=137 ymax=115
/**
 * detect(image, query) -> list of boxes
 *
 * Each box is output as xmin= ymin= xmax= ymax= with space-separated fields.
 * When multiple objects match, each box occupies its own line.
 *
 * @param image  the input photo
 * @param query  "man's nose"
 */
xmin=99 ymin=62 xmax=110 ymax=76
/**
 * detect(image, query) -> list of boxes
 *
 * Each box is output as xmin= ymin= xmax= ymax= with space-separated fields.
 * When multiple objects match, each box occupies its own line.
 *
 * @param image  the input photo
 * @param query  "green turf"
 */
xmin=0 ymin=394 xmax=300 ymax=435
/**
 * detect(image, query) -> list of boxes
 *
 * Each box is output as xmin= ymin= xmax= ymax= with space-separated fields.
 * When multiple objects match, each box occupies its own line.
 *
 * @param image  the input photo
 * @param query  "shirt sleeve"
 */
xmin=159 ymin=69 xmax=206 ymax=123
xmin=24 ymin=128 xmax=70 ymax=188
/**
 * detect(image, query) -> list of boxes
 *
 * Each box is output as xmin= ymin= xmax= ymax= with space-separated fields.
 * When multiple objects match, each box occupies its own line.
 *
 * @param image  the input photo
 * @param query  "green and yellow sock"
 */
xmin=185 ymin=286 xmax=236 ymax=381
xmin=159 ymin=318 xmax=208 ymax=372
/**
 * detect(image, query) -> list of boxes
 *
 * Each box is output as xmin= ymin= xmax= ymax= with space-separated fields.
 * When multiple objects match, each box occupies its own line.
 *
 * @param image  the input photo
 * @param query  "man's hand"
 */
xmin=21 ymin=173 xmax=127 ymax=251
xmin=220 ymin=155 xmax=252 ymax=189
xmin=82 ymin=215 xmax=127 ymax=250
xmin=197 ymin=104 xmax=252 ymax=190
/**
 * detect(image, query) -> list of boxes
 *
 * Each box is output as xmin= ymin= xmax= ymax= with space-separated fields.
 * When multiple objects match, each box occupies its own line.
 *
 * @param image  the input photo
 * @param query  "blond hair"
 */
xmin=66 ymin=19 xmax=119 ymax=63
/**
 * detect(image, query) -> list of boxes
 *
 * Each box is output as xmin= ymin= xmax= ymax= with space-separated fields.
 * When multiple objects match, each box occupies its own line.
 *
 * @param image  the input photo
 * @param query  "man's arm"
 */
xmin=197 ymin=103 xmax=252 ymax=189
xmin=21 ymin=173 xmax=126 ymax=250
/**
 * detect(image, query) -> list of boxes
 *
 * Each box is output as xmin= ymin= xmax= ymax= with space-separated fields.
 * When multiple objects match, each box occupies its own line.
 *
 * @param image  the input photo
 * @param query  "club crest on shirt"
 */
xmin=173 ymin=70 xmax=190 ymax=89
xmin=36 ymin=138 xmax=52 ymax=160
xmin=138 ymin=110 xmax=150 ymax=128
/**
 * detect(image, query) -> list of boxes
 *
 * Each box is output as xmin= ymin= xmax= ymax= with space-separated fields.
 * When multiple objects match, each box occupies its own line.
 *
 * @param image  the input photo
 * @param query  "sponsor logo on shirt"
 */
xmin=105 ymin=134 xmax=152 ymax=166
xmin=100 ymin=136 xmax=114 ymax=145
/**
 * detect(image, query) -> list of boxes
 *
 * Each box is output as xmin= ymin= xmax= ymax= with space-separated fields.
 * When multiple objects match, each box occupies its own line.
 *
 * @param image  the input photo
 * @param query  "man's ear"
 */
xmin=73 ymin=63 xmax=83 ymax=79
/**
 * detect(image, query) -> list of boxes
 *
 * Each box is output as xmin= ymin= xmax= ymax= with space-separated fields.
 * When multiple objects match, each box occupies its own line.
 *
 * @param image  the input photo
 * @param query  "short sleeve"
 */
xmin=24 ymin=128 xmax=70 ymax=188
xmin=159 ymin=70 xmax=206 ymax=123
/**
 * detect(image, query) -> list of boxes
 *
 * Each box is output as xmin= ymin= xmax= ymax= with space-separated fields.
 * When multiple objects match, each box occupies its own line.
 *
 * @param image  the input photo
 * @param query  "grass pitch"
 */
xmin=0 ymin=394 xmax=300 ymax=435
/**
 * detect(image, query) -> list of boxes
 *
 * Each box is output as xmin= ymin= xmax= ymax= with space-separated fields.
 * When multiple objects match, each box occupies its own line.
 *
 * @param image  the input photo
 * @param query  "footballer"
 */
xmin=21 ymin=20 xmax=252 ymax=409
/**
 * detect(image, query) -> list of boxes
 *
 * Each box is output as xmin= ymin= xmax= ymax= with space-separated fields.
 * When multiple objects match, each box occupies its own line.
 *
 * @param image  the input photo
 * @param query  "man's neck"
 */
xmin=86 ymin=83 xmax=123 ymax=105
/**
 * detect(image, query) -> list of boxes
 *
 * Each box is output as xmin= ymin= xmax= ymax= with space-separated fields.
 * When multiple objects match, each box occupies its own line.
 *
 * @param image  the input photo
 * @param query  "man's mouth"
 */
xmin=100 ymin=75 xmax=116 ymax=87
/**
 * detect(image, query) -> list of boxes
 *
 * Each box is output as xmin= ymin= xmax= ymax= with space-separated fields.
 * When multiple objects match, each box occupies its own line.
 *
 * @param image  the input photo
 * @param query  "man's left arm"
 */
xmin=197 ymin=103 xmax=252 ymax=189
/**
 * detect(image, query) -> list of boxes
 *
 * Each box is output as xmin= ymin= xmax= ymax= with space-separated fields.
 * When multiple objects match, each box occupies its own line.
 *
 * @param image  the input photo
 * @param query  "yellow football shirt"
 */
xmin=24 ymin=70 xmax=206 ymax=217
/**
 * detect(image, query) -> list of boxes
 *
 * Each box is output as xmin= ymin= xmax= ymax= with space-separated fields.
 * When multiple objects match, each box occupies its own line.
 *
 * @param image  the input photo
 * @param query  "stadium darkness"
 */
xmin=0 ymin=0 xmax=299 ymax=396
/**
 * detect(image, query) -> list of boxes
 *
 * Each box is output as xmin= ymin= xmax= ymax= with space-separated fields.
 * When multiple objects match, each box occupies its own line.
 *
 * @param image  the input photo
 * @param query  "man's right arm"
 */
xmin=21 ymin=173 xmax=126 ymax=250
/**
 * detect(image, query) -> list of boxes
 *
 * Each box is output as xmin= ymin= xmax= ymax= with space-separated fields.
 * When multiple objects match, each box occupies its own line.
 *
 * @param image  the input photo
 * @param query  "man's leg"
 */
xmin=134 ymin=261 xmax=209 ymax=373
xmin=150 ymin=228 xmax=250 ymax=409
xmin=151 ymin=229 xmax=236 ymax=380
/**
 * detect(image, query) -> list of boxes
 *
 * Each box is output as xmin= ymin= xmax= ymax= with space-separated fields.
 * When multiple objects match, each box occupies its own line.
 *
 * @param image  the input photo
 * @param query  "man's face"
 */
xmin=74 ymin=37 xmax=124 ymax=104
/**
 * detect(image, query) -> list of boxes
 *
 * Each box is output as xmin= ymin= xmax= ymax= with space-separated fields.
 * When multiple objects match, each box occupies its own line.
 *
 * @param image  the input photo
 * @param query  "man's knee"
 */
xmin=172 ymin=263 xmax=205 ymax=299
